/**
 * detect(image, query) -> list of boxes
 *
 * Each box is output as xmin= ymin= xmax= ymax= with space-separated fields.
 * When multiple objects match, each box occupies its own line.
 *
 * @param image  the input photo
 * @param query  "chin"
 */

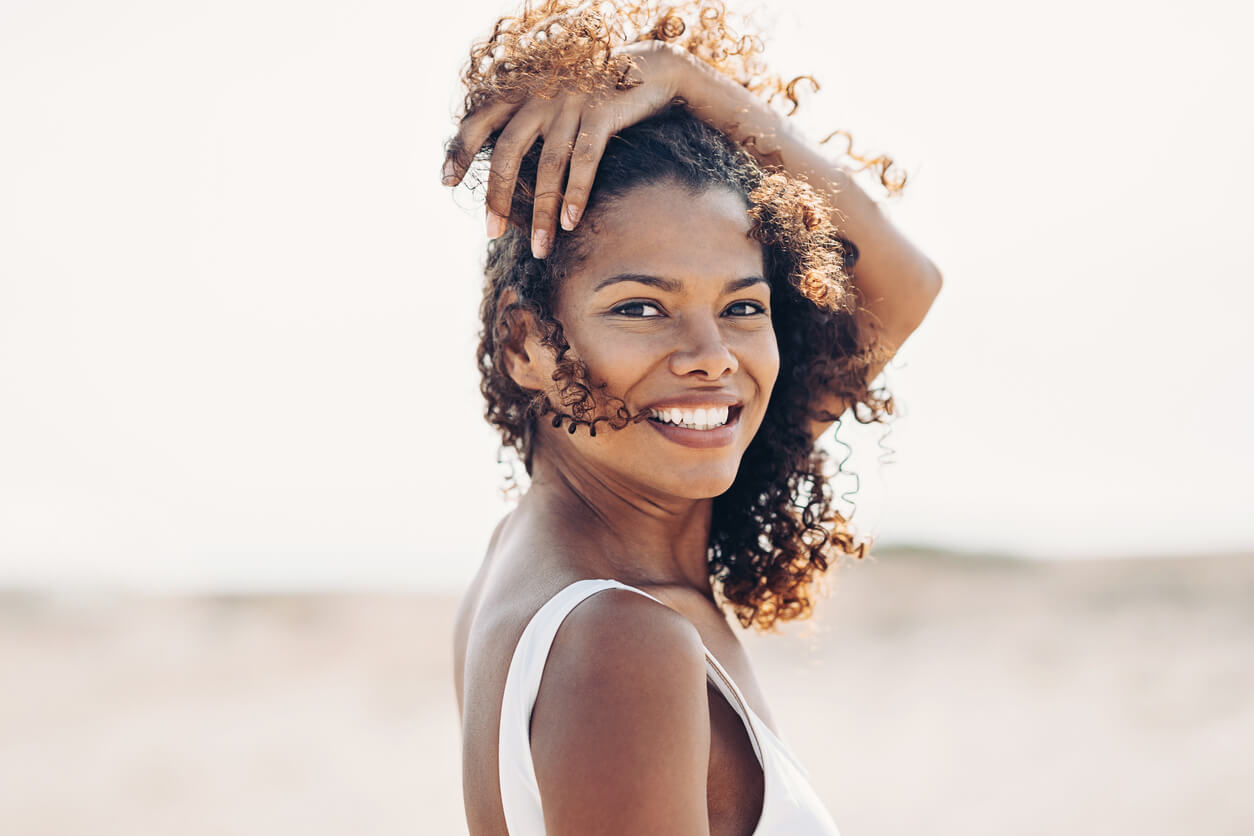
xmin=655 ymin=464 xmax=741 ymax=501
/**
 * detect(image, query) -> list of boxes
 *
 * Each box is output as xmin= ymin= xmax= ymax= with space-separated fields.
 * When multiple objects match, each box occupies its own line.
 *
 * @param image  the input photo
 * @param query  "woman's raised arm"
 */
xmin=442 ymin=36 xmax=941 ymax=440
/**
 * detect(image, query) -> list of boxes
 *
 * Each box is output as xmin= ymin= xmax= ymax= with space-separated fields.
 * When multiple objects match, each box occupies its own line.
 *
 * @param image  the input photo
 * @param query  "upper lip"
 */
xmin=642 ymin=393 xmax=743 ymax=410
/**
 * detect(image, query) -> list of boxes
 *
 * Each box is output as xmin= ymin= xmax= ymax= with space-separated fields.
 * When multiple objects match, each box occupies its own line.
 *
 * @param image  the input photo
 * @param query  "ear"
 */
xmin=499 ymin=288 xmax=554 ymax=392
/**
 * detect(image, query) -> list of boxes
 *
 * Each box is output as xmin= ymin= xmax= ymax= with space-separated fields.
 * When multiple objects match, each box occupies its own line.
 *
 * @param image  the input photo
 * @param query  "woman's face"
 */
xmin=538 ymin=179 xmax=780 ymax=501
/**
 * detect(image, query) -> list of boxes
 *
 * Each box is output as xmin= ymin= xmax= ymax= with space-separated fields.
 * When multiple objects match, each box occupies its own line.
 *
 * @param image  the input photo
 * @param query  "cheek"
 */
xmin=750 ymin=331 xmax=781 ymax=396
xmin=547 ymin=312 xmax=614 ymax=384
xmin=569 ymin=338 xmax=650 ymax=391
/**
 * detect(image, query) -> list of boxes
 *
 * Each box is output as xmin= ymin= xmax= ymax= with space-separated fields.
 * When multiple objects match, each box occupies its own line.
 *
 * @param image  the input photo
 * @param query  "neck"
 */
xmin=521 ymin=441 xmax=716 ymax=600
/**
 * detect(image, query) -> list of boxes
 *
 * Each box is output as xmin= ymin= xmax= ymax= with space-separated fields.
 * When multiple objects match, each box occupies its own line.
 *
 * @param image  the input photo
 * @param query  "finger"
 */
xmin=561 ymin=115 xmax=612 ymax=232
xmin=484 ymin=104 xmax=545 ymax=235
xmin=531 ymin=104 xmax=582 ymax=259
xmin=442 ymin=98 xmax=518 ymax=186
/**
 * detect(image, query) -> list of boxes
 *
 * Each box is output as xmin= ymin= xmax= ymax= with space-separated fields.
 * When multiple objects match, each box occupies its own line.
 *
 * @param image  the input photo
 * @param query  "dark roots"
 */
xmin=460 ymin=1 xmax=900 ymax=631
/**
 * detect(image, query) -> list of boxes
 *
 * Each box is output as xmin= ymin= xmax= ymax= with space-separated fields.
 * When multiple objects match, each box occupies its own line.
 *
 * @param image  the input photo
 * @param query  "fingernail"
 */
xmin=531 ymin=228 xmax=550 ymax=259
xmin=486 ymin=210 xmax=507 ymax=239
xmin=561 ymin=203 xmax=580 ymax=231
xmin=441 ymin=158 xmax=458 ymax=186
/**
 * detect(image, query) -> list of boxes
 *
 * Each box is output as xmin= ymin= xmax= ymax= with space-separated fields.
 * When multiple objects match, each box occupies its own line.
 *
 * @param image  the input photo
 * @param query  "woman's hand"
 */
xmin=441 ymin=42 xmax=690 ymax=259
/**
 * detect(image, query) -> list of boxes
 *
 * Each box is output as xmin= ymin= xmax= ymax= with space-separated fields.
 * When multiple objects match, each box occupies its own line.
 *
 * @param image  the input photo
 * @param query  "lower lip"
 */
xmin=645 ymin=410 xmax=741 ymax=449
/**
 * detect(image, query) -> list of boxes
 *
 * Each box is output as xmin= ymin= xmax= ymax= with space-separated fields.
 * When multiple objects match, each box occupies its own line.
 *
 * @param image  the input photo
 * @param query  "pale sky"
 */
xmin=1 ymin=0 xmax=1250 ymax=592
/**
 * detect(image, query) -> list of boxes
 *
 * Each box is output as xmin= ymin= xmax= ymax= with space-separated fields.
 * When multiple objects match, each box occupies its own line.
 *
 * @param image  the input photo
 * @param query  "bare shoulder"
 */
xmin=452 ymin=512 xmax=513 ymax=721
xmin=530 ymin=588 xmax=712 ymax=835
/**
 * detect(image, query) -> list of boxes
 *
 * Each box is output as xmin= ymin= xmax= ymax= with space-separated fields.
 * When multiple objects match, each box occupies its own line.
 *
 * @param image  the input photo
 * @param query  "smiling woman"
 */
xmin=444 ymin=2 xmax=941 ymax=834
xmin=506 ymin=179 xmax=778 ymax=497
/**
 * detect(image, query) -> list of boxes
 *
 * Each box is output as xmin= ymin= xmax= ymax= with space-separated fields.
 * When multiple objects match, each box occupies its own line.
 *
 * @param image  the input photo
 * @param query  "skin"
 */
xmin=446 ymin=36 xmax=944 ymax=836
xmin=454 ymin=182 xmax=779 ymax=835
xmin=444 ymin=41 xmax=943 ymax=438
xmin=512 ymin=181 xmax=779 ymax=532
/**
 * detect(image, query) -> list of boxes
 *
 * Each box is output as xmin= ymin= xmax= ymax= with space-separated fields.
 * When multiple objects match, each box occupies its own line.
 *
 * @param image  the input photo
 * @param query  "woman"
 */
xmin=444 ymin=2 xmax=942 ymax=833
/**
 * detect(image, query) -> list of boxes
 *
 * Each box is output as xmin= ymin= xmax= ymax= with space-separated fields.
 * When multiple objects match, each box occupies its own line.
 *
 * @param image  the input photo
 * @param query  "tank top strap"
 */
xmin=498 ymin=578 xmax=767 ymax=834
xmin=498 ymin=579 xmax=639 ymax=833
xmin=597 ymin=580 xmax=767 ymax=766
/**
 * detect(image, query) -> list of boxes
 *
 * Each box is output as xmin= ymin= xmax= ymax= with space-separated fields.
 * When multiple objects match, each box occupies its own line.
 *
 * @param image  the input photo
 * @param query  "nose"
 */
xmin=668 ymin=315 xmax=738 ymax=380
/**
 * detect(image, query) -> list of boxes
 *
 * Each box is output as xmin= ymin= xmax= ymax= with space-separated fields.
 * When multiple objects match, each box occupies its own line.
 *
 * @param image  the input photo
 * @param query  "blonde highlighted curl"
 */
xmin=459 ymin=0 xmax=905 ymax=193
xmin=456 ymin=0 xmax=902 ymax=631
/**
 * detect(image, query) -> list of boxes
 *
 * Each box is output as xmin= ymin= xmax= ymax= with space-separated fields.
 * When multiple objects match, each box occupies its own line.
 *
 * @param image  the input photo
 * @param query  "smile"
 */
xmin=644 ymin=404 xmax=744 ymax=449
xmin=648 ymin=405 xmax=733 ymax=431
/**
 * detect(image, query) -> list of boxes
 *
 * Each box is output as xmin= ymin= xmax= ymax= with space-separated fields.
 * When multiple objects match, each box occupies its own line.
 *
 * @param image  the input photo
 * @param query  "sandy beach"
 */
xmin=2 ymin=549 xmax=1251 ymax=835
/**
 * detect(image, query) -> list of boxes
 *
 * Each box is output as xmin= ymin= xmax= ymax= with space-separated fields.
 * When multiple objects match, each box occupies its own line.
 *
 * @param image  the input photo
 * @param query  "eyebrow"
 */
xmin=593 ymin=273 xmax=768 ymax=294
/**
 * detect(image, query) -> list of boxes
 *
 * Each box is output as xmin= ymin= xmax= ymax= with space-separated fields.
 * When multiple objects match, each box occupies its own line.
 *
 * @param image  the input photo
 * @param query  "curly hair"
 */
xmin=455 ymin=0 xmax=900 ymax=631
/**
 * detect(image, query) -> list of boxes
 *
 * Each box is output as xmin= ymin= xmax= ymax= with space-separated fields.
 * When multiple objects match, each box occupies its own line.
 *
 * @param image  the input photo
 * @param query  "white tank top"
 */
xmin=498 ymin=578 xmax=842 ymax=835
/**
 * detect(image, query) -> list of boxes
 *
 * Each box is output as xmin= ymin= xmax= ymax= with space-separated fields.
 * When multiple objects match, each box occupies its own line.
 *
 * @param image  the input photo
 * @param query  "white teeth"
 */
xmin=649 ymin=406 xmax=734 ymax=430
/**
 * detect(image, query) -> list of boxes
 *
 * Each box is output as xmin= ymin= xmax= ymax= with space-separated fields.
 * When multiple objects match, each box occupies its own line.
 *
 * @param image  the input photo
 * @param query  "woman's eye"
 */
xmin=614 ymin=301 xmax=664 ymax=318
xmin=726 ymin=301 xmax=767 ymax=317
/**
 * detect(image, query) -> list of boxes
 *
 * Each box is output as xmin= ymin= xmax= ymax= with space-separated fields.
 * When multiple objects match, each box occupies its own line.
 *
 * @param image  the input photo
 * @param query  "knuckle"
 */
xmin=491 ymin=144 xmax=521 ymax=173
xmin=573 ymin=143 xmax=599 ymax=166
xmin=537 ymin=150 xmax=569 ymax=172
xmin=533 ymin=183 xmax=563 ymax=205
xmin=486 ymin=176 xmax=515 ymax=208
xmin=486 ymin=178 xmax=513 ymax=203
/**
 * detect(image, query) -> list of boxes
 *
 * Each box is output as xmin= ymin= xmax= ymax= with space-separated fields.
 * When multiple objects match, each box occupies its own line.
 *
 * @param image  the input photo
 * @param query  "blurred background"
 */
xmin=1 ymin=0 xmax=1251 ymax=833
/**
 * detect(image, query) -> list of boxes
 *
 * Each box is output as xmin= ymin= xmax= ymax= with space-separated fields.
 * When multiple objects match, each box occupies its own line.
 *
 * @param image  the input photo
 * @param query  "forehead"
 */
xmin=568 ymin=181 xmax=765 ymax=291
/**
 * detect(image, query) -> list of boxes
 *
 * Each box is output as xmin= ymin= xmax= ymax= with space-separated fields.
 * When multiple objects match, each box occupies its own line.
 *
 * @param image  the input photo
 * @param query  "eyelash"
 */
xmin=612 ymin=301 xmax=767 ymax=318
